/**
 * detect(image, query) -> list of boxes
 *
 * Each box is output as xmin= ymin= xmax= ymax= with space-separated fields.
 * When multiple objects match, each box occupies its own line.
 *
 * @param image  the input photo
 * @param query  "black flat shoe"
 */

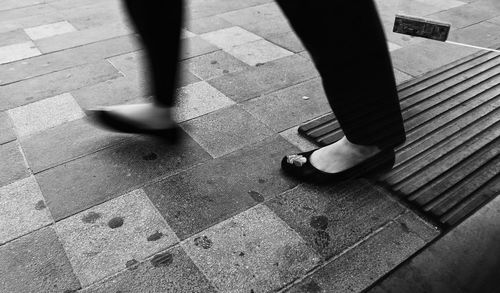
xmin=86 ymin=109 xmax=181 ymax=143
xmin=281 ymin=148 xmax=395 ymax=183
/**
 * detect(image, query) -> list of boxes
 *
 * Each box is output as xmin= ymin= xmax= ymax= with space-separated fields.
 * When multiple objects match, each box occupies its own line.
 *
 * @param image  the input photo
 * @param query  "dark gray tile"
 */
xmin=0 ymin=61 xmax=121 ymax=111
xmin=80 ymin=245 xmax=217 ymax=293
xmin=179 ymin=36 xmax=219 ymax=61
xmin=287 ymin=219 xmax=429 ymax=293
xmin=72 ymin=75 xmax=150 ymax=109
xmin=184 ymin=15 xmax=233 ymax=34
xmin=0 ymin=34 xmax=140 ymax=86
xmin=182 ymin=50 xmax=250 ymax=80
xmin=36 ymin=134 xmax=210 ymax=220
xmin=19 ymin=118 xmax=129 ymax=173
xmin=241 ymin=78 xmax=330 ymax=132
xmin=391 ymin=39 xmax=479 ymax=77
xmin=0 ymin=28 xmax=30 ymax=47
xmin=0 ymin=226 xmax=80 ymax=293
xmin=144 ymin=135 xmax=299 ymax=240
xmin=207 ymin=54 xmax=318 ymax=102
xmin=0 ymin=111 xmax=16 ymax=144
xmin=265 ymin=180 xmax=405 ymax=259
xmin=265 ymin=30 xmax=305 ymax=53
xmin=180 ymin=105 xmax=274 ymax=158
xmin=0 ymin=141 xmax=29 ymax=187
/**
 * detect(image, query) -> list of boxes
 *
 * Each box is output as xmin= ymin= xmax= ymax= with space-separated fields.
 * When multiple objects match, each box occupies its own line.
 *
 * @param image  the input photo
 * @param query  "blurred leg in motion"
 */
xmin=279 ymin=0 xmax=406 ymax=179
xmin=86 ymin=1 xmax=183 ymax=136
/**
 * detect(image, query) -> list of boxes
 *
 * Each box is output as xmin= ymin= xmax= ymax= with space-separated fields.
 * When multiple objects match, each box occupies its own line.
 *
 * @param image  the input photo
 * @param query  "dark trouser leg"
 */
xmin=122 ymin=1 xmax=183 ymax=107
xmin=276 ymin=1 xmax=406 ymax=149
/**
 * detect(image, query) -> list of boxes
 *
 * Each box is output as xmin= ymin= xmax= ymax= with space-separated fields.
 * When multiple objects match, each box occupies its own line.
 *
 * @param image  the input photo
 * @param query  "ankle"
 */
xmin=341 ymin=136 xmax=380 ymax=155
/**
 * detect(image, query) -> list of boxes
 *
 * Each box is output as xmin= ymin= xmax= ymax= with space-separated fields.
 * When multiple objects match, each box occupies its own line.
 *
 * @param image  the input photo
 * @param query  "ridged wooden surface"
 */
xmin=298 ymin=51 xmax=500 ymax=228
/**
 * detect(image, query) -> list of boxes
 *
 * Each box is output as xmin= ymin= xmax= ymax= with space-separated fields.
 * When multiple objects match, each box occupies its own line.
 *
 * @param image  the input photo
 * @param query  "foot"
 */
xmin=87 ymin=103 xmax=176 ymax=130
xmin=309 ymin=136 xmax=381 ymax=173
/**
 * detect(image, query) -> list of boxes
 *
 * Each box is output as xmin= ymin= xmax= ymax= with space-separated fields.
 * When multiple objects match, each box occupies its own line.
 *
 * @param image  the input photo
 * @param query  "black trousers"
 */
xmin=122 ymin=0 xmax=406 ymax=149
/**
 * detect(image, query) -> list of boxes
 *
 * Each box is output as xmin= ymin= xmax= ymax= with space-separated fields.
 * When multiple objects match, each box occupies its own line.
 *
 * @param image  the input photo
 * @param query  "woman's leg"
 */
xmin=87 ymin=1 xmax=183 ymax=132
xmin=277 ymin=0 xmax=406 ymax=173
xmin=122 ymin=0 xmax=183 ymax=107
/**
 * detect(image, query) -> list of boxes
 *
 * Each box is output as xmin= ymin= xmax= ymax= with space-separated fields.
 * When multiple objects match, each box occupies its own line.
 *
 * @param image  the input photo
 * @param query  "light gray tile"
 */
xmin=8 ymin=93 xmax=85 ymax=137
xmin=201 ymin=26 xmax=262 ymax=50
xmin=227 ymin=39 xmax=294 ymax=66
xmin=55 ymin=189 xmax=178 ymax=286
xmin=182 ymin=204 xmax=320 ymax=293
xmin=24 ymin=21 xmax=76 ymax=40
xmin=173 ymin=81 xmax=235 ymax=122
xmin=0 ymin=41 xmax=41 ymax=64
xmin=0 ymin=176 xmax=52 ymax=245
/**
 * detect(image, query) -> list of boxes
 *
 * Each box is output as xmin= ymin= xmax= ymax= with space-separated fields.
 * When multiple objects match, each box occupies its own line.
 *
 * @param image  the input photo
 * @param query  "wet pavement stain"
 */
xmin=222 ymin=69 xmax=229 ymax=74
xmin=194 ymin=235 xmax=213 ymax=249
xmin=126 ymin=259 xmax=139 ymax=270
xmin=248 ymin=190 xmax=264 ymax=203
xmin=314 ymin=230 xmax=330 ymax=249
xmin=34 ymin=200 xmax=46 ymax=210
xmin=108 ymin=217 xmax=124 ymax=229
xmin=310 ymin=215 xmax=329 ymax=231
xmin=300 ymin=280 xmax=322 ymax=293
xmin=83 ymin=251 xmax=100 ymax=257
xmin=400 ymin=222 xmax=410 ymax=233
xmin=82 ymin=212 xmax=101 ymax=224
xmin=239 ymin=252 xmax=245 ymax=257
xmin=210 ymin=60 xmax=218 ymax=64
xmin=142 ymin=152 xmax=158 ymax=161
xmin=147 ymin=231 xmax=164 ymax=241
xmin=258 ymin=178 xmax=266 ymax=184
xmin=151 ymin=252 xmax=173 ymax=267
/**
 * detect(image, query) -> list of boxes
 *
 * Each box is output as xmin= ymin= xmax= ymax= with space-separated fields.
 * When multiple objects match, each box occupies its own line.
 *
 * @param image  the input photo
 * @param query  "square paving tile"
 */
xmin=35 ymin=21 xmax=132 ymax=53
xmin=208 ymin=54 xmax=319 ymax=102
xmin=182 ymin=204 xmax=320 ymax=293
xmin=265 ymin=31 xmax=305 ymax=53
xmin=185 ymin=15 xmax=233 ymax=34
xmin=287 ymin=214 xmax=436 ymax=293
xmin=8 ymin=92 xmax=85 ymax=137
xmin=80 ymin=245 xmax=217 ymax=293
xmin=0 ymin=176 xmax=52 ymax=245
xmin=55 ymin=189 xmax=178 ymax=286
xmin=106 ymin=50 xmax=145 ymax=78
xmin=0 ymin=28 xmax=31 ymax=47
xmin=144 ymin=135 xmax=299 ymax=240
xmin=265 ymin=180 xmax=405 ymax=259
xmin=24 ymin=20 xmax=76 ymax=40
xmin=387 ymin=41 xmax=402 ymax=52
xmin=181 ymin=105 xmax=274 ymax=158
xmin=183 ymin=50 xmax=250 ymax=80
xmin=227 ymin=39 xmax=294 ymax=66
xmin=218 ymin=2 xmax=284 ymax=27
xmin=0 ymin=61 xmax=121 ymax=111
xmin=241 ymin=78 xmax=330 ymax=132
xmin=179 ymin=36 xmax=220 ymax=60
xmin=200 ymin=26 xmax=262 ymax=50
xmin=0 ymin=34 xmax=141 ymax=86
xmin=428 ymin=2 xmax=500 ymax=29
xmin=0 ymin=111 xmax=15 ymax=144
xmin=449 ymin=21 xmax=500 ymax=48
xmin=0 ymin=226 xmax=80 ymax=293
xmin=19 ymin=118 xmax=129 ymax=173
xmin=0 ymin=41 xmax=41 ymax=64
xmin=36 ymin=134 xmax=210 ymax=220
xmin=173 ymin=81 xmax=235 ymax=122
xmin=72 ymin=75 xmax=149 ymax=109
xmin=0 ymin=141 xmax=29 ymax=187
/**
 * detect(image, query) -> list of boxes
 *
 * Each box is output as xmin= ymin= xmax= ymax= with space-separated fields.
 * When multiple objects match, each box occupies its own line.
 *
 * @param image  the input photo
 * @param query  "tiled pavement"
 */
xmin=1 ymin=0 xmax=499 ymax=292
